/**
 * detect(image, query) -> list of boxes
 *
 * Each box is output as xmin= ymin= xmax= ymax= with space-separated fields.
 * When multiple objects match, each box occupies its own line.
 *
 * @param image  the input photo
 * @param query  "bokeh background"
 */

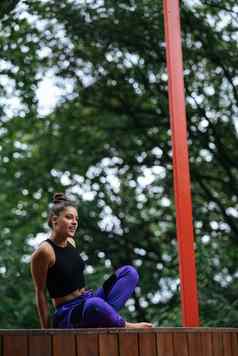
xmin=0 ymin=0 xmax=238 ymax=328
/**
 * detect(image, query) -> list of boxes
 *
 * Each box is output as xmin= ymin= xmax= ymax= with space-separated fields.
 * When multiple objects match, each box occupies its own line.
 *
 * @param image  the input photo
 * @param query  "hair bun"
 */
xmin=53 ymin=192 xmax=67 ymax=204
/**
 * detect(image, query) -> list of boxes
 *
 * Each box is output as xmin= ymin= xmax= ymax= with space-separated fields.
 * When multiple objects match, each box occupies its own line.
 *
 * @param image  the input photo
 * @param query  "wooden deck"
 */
xmin=0 ymin=328 xmax=237 ymax=356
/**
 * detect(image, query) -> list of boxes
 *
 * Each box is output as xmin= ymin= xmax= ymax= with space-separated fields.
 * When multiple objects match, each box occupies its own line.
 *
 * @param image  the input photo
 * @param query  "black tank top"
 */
xmin=46 ymin=239 xmax=85 ymax=298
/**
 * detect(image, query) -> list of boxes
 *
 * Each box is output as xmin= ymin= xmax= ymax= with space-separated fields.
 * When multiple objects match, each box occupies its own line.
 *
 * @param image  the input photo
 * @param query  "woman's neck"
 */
xmin=50 ymin=233 xmax=68 ymax=247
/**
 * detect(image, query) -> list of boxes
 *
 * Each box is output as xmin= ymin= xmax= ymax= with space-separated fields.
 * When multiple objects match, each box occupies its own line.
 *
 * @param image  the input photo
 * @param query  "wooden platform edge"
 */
xmin=0 ymin=327 xmax=238 ymax=335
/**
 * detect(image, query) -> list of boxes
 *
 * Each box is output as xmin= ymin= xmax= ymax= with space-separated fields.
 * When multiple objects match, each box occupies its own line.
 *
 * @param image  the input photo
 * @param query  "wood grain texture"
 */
xmin=3 ymin=335 xmax=27 ymax=356
xmin=119 ymin=333 xmax=139 ymax=356
xmin=200 ymin=332 xmax=213 ymax=356
xmin=0 ymin=328 xmax=238 ymax=356
xmin=28 ymin=335 xmax=51 ymax=356
xmin=231 ymin=333 xmax=238 ymax=356
xmin=212 ymin=332 xmax=224 ymax=356
xmin=157 ymin=333 xmax=174 ymax=356
xmin=52 ymin=334 xmax=76 ymax=356
xmin=139 ymin=332 xmax=157 ymax=356
xmin=222 ymin=333 xmax=233 ymax=356
xmin=76 ymin=334 xmax=99 ymax=356
xmin=99 ymin=334 xmax=118 ymax=356
xmin=187 ymin=333 xmax=202 ymax=356
xmin=173 ymin=333 xmax=189 ymax=356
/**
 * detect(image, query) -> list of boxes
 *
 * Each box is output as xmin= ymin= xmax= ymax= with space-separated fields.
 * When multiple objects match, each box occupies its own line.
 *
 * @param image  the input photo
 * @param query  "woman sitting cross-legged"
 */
xmin=31 ymin=193 xmax=153 ymax=329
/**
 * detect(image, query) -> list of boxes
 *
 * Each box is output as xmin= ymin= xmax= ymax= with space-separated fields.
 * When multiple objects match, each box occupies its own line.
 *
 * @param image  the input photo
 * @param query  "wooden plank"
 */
xmin=187 ymin=332 xmax=202 ymax=356
xmin=212 ymin=332 xmax=224 ymax=356
xmin=223 ymin=333 xmax=233 ymax=356
xmin=99 ymin=334 xmax=118 ymax=356
xmin=173 ymin=333 xmax=189 ymax=356
xmin=52 ymin=334 xmax=76 ymax=356
xmin=76 ymin=334 xmax=99 ymax=356
xmin=156 ymin=333 xmax=174 ymax=356
xmin=28 ymin=335 xmax=51 ymax=356
xmin=3 ymin=335 xmax=27 ymax=356
xmin=119 ymin=333 xmax=139 ymax=356
xmin=200 ymin=332 xmax=212 ymax=356
xmin=0 ymin=328 xmax=237 ymax=356
xmin=139 ymin=332 xmax=156 ymax=356
xmin=231 ymin=333 xmax=238 ymax=356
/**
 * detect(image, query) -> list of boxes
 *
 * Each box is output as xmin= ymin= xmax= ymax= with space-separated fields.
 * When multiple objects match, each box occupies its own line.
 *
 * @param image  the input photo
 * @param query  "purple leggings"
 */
xmin=53 ymin=265 xmax=139 ymax=328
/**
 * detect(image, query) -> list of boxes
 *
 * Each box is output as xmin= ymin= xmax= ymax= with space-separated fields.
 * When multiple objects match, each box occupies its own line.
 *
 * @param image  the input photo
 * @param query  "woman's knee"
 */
xmin=116 ymin=265 xmax=139 ymax=284
xmin=83 ymin=297 xmax=112 ymax=322
xmin=82 ymin=297 xmax=125 ymax=327
xmin=84 ymin=297 xmax=103 ymax=312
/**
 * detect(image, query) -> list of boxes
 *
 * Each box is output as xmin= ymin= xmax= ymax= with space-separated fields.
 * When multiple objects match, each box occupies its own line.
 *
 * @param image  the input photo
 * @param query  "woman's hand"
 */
xmin=125 ymin=321 xmax=153 ymax=328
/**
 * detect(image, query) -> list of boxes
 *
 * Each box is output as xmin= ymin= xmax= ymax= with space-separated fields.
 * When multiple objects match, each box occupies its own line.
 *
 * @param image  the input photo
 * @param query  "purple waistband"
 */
xmin=56 ymin=289 xmax=94 ymax=309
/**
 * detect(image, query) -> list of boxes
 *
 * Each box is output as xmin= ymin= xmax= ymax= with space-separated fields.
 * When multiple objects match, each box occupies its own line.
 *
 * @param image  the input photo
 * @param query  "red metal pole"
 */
xmin=163 ymin=0 xmax=200 ymax=326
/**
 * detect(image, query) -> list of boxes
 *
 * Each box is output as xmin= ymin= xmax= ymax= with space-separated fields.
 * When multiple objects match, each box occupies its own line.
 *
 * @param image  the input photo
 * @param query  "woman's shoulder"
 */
xmin=31 ymin=240 xmax=54 ymax=262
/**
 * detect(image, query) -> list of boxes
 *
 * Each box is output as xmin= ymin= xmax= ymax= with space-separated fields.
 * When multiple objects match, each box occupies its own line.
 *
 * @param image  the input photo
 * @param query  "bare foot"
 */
xmin=125 ymin=321 xmax=153 ymax=328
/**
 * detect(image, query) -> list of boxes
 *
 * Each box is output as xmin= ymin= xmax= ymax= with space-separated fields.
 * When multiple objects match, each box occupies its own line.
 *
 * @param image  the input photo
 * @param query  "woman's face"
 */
xmin=53 ymin=206 xmax=78 ymax=238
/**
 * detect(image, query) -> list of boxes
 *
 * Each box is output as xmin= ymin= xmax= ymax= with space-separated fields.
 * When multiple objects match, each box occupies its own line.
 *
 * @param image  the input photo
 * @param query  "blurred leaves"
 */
xmin=0 ymin=0 xmax=238 ymax=328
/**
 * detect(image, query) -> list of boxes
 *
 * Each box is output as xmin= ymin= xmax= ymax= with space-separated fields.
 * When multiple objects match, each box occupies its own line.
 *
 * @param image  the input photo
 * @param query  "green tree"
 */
xmin=0 ymin=0 xmax=237 ymax=328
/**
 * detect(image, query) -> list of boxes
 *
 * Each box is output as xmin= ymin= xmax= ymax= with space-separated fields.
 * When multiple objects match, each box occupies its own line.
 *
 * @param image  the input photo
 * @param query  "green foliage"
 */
xmin=0 ymin=0 xmax=237 ymax=328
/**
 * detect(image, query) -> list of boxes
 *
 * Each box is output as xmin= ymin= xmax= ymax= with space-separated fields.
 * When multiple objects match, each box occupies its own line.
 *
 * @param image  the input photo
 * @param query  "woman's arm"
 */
xmin=35 ymin=289 xmax=49 ymax=328
xmin=31 ymin=245 xmax=51 ymax=328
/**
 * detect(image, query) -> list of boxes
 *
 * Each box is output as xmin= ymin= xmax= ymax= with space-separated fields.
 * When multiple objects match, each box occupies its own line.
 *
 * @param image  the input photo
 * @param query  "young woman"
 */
xmin=31 ymin=193 xmax=153 ymax=329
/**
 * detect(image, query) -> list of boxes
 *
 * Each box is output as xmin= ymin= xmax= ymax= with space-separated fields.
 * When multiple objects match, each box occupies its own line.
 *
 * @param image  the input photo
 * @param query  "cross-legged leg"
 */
xmin=95 ymin=265 xmax=139 ymax=311
xmin=70 ymin=265 xmax=139 ymax=328
xmin=80 ymin=296 xmax=126 ymax=328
